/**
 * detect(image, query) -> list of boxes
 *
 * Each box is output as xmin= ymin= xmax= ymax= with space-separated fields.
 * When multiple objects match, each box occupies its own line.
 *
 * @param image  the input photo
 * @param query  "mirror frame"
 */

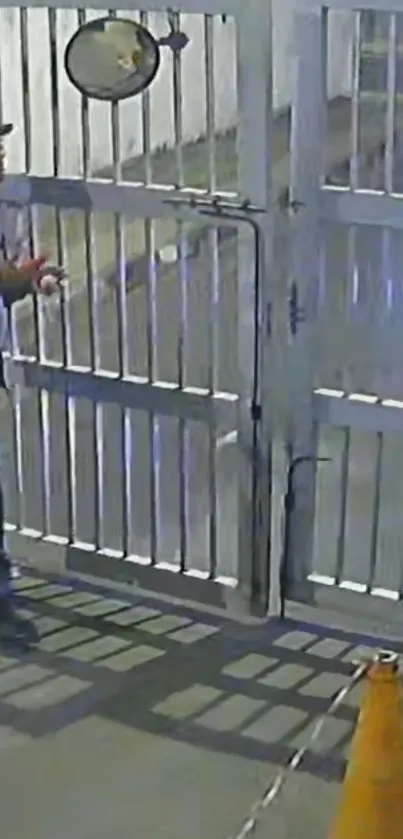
xmin=64 ymin=16 xmax=161 ymax=101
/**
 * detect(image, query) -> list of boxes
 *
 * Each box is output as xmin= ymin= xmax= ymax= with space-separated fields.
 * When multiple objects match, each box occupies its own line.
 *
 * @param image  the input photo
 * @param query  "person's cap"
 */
xmin=0 ymin=123 xmax=14 ymax=137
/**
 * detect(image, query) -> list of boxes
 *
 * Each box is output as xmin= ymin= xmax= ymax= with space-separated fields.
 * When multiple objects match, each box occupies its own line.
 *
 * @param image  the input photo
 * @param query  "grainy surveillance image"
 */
xmin=1 ymin=5 xmax=403 ymax=839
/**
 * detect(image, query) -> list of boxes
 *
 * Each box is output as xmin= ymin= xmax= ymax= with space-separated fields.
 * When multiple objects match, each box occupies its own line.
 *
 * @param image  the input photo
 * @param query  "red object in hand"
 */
xmin=20 ymin=256 xmax=47 ymax=274
xmin=20 ymin=255 xmax=49 ymax=290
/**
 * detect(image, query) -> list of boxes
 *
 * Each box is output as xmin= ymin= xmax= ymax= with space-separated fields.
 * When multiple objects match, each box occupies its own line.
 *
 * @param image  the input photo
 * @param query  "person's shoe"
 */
xmin=0 ymin=596 xmax=19 ymax=641
xmin=0 ymin=551 xmax=21 ymax=582
xmin=0 ymin=596 xmax=36 ymax=645
xmin=0 ymin=550 xmax=11 ymax=596
xmin=10 ymin=561 xmax=21 ymax=580
xmin=0 ymin=553 xmax=36 ymax=646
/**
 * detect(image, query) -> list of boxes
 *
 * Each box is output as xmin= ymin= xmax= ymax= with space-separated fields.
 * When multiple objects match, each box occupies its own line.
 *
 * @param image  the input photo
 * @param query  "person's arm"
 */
xmin=0 ymin=257 xmax=61 ymax=307
xmin=0 ymin=262 xmax=34 ymax=306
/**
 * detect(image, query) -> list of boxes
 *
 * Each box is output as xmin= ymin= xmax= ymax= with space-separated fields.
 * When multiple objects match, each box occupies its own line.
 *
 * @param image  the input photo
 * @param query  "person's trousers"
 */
xmin=0 ymin=436 xmax=10 ymax=595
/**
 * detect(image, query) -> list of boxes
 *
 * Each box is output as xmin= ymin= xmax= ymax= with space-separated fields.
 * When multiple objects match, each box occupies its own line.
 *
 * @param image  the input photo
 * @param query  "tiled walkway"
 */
xmin=0 ymin=572 xmax=398 ymax=839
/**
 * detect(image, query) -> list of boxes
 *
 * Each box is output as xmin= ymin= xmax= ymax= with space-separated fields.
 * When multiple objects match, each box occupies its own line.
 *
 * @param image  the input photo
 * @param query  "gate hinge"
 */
xmin=288 ymin=281 xmax=306 ymax=336
xmin=289 ymin=199 xmax=305 ymax=213
xmin=278 ymin=188 xmax=306 ymax=213
xmin=250 ymin=402 xmax=262 ymax=422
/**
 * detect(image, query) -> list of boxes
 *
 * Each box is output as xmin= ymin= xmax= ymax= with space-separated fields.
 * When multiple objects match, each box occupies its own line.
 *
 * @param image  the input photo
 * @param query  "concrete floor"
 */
xmin=1 ymin=569 xmax=394 ymax=839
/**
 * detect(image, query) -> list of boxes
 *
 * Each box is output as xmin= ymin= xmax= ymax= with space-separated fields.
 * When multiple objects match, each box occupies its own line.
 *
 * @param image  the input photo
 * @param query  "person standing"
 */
xmin=0 ymin=122 xmax=66 ymax=639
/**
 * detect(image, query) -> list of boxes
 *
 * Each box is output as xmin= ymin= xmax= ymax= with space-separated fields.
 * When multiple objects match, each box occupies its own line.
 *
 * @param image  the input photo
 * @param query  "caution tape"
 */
xmin=229 ymin=659 xmax=369 ymax=839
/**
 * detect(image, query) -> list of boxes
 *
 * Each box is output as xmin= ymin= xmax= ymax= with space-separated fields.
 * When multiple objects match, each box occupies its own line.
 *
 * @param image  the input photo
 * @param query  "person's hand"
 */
xmin=34 ymin=265 xmax=66 ymax=296
xmin=19 ymin=257 xmax=66 ymax=295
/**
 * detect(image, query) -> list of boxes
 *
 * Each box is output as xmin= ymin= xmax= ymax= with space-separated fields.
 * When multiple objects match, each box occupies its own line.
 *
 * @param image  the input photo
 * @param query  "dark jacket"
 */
xmin=2 ymin=280 xmax=32 ymax=307
xmin=0 ymin=276 xmax=32 ymax=388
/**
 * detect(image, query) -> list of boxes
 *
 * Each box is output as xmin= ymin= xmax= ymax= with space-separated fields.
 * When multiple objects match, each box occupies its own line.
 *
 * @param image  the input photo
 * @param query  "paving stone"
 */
xmin=273 ymin=631 xmax=317 ymax=651
xmin=61 ymin=635 xmax=130 ymax=662
xmin=5 ymin=675 xmax=92 ymax=710
xmin=0 ymin=664 xmax=54 ymax=696
xmin=259 ymin=663 xmax=313 ymax=690
xmin=101 ymin=644 xmax=165 ymax=672
xmin=307 ymin=639 xmax=350 ymax=659
xmin=197 ymin=695 xmax=266 ymax=732
xmin=38 ymin=627 xmax=99 ymax=653
xmin=139 ymin=615 xmax=192 ymax=635
xmin=222 ymin=654 xmax=278 ymax=680
xmin=168 ymin=623 xmax=219 ymax=645
xmin=299 ymin=672 xmax=349 ymax=699
xmin=242 ymin=705 xmax=308 ymax=744
xmin=153 ymin=684 xmax=222 ymax=720
xmin=104 ymin=606 xmax=161 ymax=626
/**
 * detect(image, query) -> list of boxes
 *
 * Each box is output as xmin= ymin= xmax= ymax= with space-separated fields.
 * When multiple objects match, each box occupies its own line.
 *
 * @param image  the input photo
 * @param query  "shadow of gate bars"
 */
xmin=0 ymin=0 xmax=274 ymax=617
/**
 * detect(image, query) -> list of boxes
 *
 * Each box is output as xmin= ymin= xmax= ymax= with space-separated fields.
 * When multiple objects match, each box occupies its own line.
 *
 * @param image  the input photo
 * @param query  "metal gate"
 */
xmin=0 ymin=0 xmax=273 ymax=615
xmin=283 ymin=0 xmax=403 ymax=620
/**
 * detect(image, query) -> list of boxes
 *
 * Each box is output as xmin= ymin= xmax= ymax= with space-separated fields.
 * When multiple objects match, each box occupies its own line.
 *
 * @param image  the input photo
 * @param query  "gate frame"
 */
xmin=1 ymin=0 xmax=275 ymax=617
xmin=283 ymin=0 xmax=403 ymax=624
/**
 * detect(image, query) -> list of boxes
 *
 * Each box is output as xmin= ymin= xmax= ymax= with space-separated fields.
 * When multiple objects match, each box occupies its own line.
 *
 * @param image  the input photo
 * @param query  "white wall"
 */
xmin=0 ymin=5 xmax=353 ymax=177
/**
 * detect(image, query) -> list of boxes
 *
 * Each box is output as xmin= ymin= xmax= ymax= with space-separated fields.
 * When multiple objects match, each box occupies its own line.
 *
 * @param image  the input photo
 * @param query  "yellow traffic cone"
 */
xmin=329 ymin=650 xmax=403 ymax=839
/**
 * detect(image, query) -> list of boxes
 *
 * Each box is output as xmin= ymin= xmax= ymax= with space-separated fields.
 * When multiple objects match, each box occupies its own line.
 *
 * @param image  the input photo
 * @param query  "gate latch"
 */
xmin=288 ymin=281 xmax=306 ymax=336
xmin=278 ymin=188 xmax=306 ymax=213
xmin=250 ymin=402 xmax=262 ymax=422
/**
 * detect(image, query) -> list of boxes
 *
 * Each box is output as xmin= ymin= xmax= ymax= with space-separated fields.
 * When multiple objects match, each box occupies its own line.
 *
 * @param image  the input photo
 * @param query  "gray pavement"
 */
xmin=0 ymin=570 xmax=392 ymax=839
xmin=2 ymin=95 xmax=403 ymax=594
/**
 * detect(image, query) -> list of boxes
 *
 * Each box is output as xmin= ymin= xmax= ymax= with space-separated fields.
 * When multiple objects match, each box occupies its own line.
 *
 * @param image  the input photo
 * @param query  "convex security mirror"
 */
xmin=64 ymin=17 xmax=161 ymax=101
xmin=64 ymin=16 xmax=189 ymax=101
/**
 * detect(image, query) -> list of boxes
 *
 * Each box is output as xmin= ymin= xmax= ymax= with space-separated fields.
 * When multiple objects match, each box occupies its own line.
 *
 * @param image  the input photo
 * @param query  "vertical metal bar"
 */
xmin=335 ymin=429 xmax=350 ymax=585
xmin=384 ymin=15 xmax=397 ymax=317
xmin=93 ymin=401 xmax=104 ymax=550
xmin=169 ymin=9 xmax=189 ymax=572
xmin=48 ymin=7 xmax=76 ymax=544
xmin=170 ymin=10 xmax=185 ymax=183
xmin=0 ymin=45 xmax=26 ymax=531
xmin=140 ymin=11 xmax=152 ymax=188
xmin=143 ymin=222 xmax=159 ymax=565
xmin=345 ymin=224 xmax=359 ymax=393
xmin=7 ymin=309 xmax=25 ymax=530
xmin=385 ymin=14 xmax=397 ymax=195
xmin=78 ymin=7 xmax=103 ymax=550
xmin=236 ymin=2 xmax=274 ymax=612
xmin=140 ymin=10 xmax=159 ymax=565
xmin=367 ymin=431 xmax=383 ymax=593
xmin=205 ymin=14 xmax=218 ymax=578
xmin=346 ymin=18 xmax=360 ymax=377
xmin=375 ymin=15 xmax=398 ymax=397
xmin=350 ymin=12 xmax=362 ymax=190
xmin=285 ymin=8 xmax=326 ymax=602
xmin=177 ymin=231 xmax=188 ymax=573
xmin=348 ymin=16 xmax=364 ymax=355
xmin=79 ymin=8 xmax=96 ymax=364
xmin=109 ymin=8 xmax=130 ymax=558
xmin=204 ymin=15 xmax=216 ymax=192
xmin=19 ymin=9 xmax=32 ymax=176
xmin=206 ymin=229 xmax=219 ymax=579
xmin=20 ymin=7 xmax=50 ymax=537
